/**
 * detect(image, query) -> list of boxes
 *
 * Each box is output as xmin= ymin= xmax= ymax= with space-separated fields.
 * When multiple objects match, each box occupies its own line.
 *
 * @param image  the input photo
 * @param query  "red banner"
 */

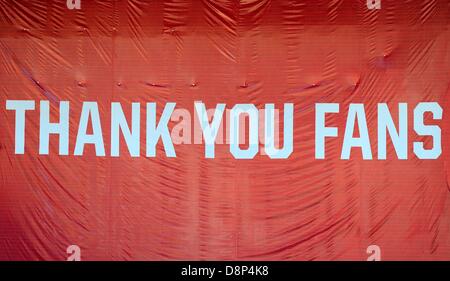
xmin=0 ymin=0 xmax=449 ymax=261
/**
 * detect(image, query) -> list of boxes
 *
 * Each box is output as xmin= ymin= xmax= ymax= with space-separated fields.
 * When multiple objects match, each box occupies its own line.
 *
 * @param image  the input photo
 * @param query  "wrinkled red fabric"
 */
xmin=0 ymin=0 xmax=449 ymax=260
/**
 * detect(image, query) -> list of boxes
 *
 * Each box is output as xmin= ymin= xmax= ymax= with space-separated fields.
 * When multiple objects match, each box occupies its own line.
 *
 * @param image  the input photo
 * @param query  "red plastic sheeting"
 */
xmin=0 ymin=0 xmax=450 ymax=260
